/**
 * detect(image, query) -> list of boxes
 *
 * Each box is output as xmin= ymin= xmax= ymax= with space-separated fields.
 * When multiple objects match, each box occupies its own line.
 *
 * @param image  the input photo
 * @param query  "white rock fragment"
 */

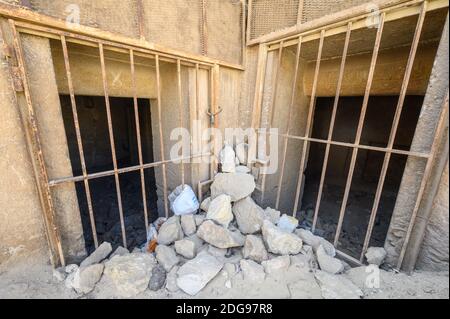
xmin=262 ymin=255 xmax=290 ymax=275
xmin=180 ymin=214 xmax=196 ymax=236
xmin=365 ymin=247 xmax=387 ymax=266
xmin=232 ymin=196 xmax=265 ymax=234
xmin=219 ymin=144 xmax=236 ymax=173
xmin=197 ymin=220 xmax=245 ymax=249
xmin=110 ymin=246 xmax=129 ymax=259
xmin=295 ymin=228 xmax=336 ymax=257
xmin=262 ymin=220 xmax=303 ymax=255
xmin=53 ymin=268 xmax=66 ymax=282
xmin=211 ymin=173 xmax=255 ymax=202
xmin=240 ymin=259 xmax=266 ymax=282
xmin=314 ymin=270 xmax=363 ymax=299
xmin=156 ymin=245 xmax=180 ymax=272
xmin=174 ymin=238 xmax=198 ymax=259
xmin=263 ymin=207 xmax=281 ymax=224
xmin=316 ymin=245 xmax=344 ymax=274
xmin=195 ymin=214 xmax=205 ymax=226
xmin=243 ymin=235 xmax=268 ymax=262
xmin=200 ymin=197 xmax=211 ymax=212
xmin=277 ymin=214 xmax=299 ymax=233
xmin=157 ymin=216 xmax=184 ymax=245
xmin=64 ymin=264 xmax=78 ymax=274
xmin=166 ymin=265 xmax=180 ymax=292
xmin=80 ymin=242 xmax=112 ymax=267
xmin=72 ymin=264 xmax=104 ymax=294
xmin=176 ymin=252 xmax=224 ymax=295
xmin=208 ymin=245 xmax=227 ymax=258
xmin=206 ymin=194 xmax=233 ymax=228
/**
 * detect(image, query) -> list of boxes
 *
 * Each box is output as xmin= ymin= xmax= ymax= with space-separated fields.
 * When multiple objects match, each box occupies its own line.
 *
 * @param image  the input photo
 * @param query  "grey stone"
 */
xmin=64 ymin=264 xmax=78 ymax=274
xmin=316 ymin=245 xmax=344 ymax=274
xmin=262 ymin=255 xmax=290 ymax=275
xmin=181 ymin=214 xmax=196 ymax=236
xmin=315 ymin=270 xmax=363 ymax=299
xmin=232 ymin=197 xmax=264 ymax=234
xmin=206 ymin=194 xmax=233 ymax=228
xmin=195 ymin=214 xmax=206 ymax=226
xmin=263 ymin=207 xmax=281 ymax=224
xmin=208 ymin=245 xmax=227 ymax=258
xmin=166 ymin=266 xmax=180 ymax=292
xmin=149 ymin=264 xmax=166 ymax=291
xmin=72 ymin=264 xmax=104 ymax=294
xmin=197 ymin=220 xmax=245 ymax=249
xmin=262 ymin=220 xmax=303 ymax=255
xmin=80 ymin=242 xmax=112 ymax=267
xmin=295 ymin=229 xmax=336 ymax=257
xmin=103 ymin=253 xmax=156 ymax=298
xmin=53 ymin=268 xmax=66 ymax=282
xmin=277 ymin=214 xmax=299 ymax=233
xmin=156 ymin=245 xmax=180 ymax=272
xmin=210 ymin=173 xmax=255 ymax=202
xmin=243 ymin=235 xmax=268 ymax=262
xmin=240 ymin=259 xmax=265 ymax=282
xmin=110 ymin=246 xmax=129 ymax=259
xmin=200 ymin=197 xmax=211 ymax=212
xmin=365 ymin=247 xmax=387 ymax=266
xmin=175 ymin=238 xmax=199 ymax=259
xmin=176 ymin=251 xmax=224 ymax=295
xmin=157 ymin=216 xmax=184 ymax=245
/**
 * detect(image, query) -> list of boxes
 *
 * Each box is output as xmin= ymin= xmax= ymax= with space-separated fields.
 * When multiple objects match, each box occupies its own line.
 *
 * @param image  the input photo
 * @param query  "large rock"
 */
xmin=103 ymin=253 xmax=156 ymax=297
xmin=181 ymin=214 xmax=196 ymax=236
xmin=240 ymin=259 xmax=265 ymax=282
xmin=166 ymin=266 xmax=180 ymax=292
xmin=263 ymin=207 xmax=281 ymax=224
xmin=219 ymin=144 xmax=236 ymax=173
xmin=148 ymin=264 xmax=166 ymax=291
xmin=235 ymin=143 xmax=249 ymax=165
xmin=210 ymin=173 xmax=255 ymax=202
xmin=156 ymin=245 xmax=180 ymax=272
xmin=314 ymin=270 xmax=363 ymax=299
xmin=277 ymin=214 xmax=299 ymax=233
xmin=206 ymin=194 xmax=233 ymax=228
xmin=176 ymin=251 xmax=224 ymax=295
xmin=243 ymin=235 xmax=268 ymax=262
xmin=80 ymin=242 xmax=112 ymax=267
xmin=174 ymin=238 xmax=199 ymax=259
xmin=197 ymin=220 xmax=245 ymax=249
xmin=70 ymin=264 xmax=104 ymax=294
xmin=157 ymin=216 xmax=183 ymax=245
xmin=365 ymin=247 xmax=387 ymax=266
xmin=262 ymin=256 xmax=290 ymax=275
xmin=261 ymin=220 xmax=303 ymax=255
xmin=110 ymin=246 xmax=129 ymax=259
xmin=295 ymin=229 xmax=336 ymax=257
xmin=195 ymin=214 xmax=205 ymax=226
xmin=316 ymin=245 xmax=344 ymax=274
xmin=200 ymin=197 xmax=211 ymax=212
xmin=232 ymin=197 xmax=264 ymax=234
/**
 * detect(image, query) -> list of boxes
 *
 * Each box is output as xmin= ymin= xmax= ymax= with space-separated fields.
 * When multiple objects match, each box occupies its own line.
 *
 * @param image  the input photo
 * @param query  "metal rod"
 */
xmin=313 ymin=22 xmax=352 ymax=232
xmin=130 ymin=49 xmax=149 ymax=234
xmin=177 ymin=59 xmax=185 ymax=186
xmin=292 ymin=29 xmax=326 ymax=217
xmin=99 ymin=43 xmax=127 ymax=248
xmin=155 ymin=55 xmax=169 ymax=218
xmin=334 ymin=13 xmax=386 ymax=247
xmin=61 ymin=35 xmax=98 ymax=248
xmin=360 ymin=3 xmax=427 ymax=262
xmin=275 ymin=36 xmax=302 ymax=209
xmin=269 ymin=41 xmax=284 ymax=127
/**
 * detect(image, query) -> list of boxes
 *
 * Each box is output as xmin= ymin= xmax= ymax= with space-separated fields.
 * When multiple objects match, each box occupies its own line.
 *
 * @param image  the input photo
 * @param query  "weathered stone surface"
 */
xmin=166 ymin=266 xmax=180 ymax=292
xmin=156 ymin=245 xmax=180 ymax=272
xmin=262 ymin=256 xmax=290 ymax=275
xmin=195 ymin=214 xmax=205 ymax=226
xmin=210 ymin=173 xmax=255 ymax=202
xmin=103 ymin=253 xmax=156 ymax=298
xmin=346 ymin=265 xmax=382 ymax=292
xmin=64 ymin=264 xmax=78 ymax=274
xmin=80 ymin=242 xmax=112 ymax=267
xmin=53 ymin=268 xmax=66 ymax=282
xmin=148 ymin=264 xmax=166 ymax=291
xmin=176 ymin=251 xmax=224 ymax=295
xmin=208 ymin=245 xmax=227 ymax=258
xmin=72 ymin=264 xmax=104 ymax=294
xmin=262 ymin=220 xmax=303 ymax=255
xmin=110 ymin=246 xmax=129 ymax=259
xmin=365 ymin=247 xmax=387 ymax=266
xmin=232 ymin=197 xmax=264 ymax=234
xmin=207 ymin=194 xmax=233 ymax=228
xmin=316 ymin=245 xmax=344 ymax=274
xmin=235 ymin=143 xmax=249 ymax=164
xmin=315 ymin=270 xmax=363 ymax=299
xmin=263 ymin=207 xmax=281 ymax=224
xmin=157 ymin=216 xmax=183 ymax=245
xmin=243 ymin=235 xmax=268 ymax=262
xmin=277 ymin=214 xmax=299 ymax=233
xmin=181 ymin=214 xmax=196 ymax=236
xmin=219 ymin=144 xmax=236 ymax=173
xmin=197 ymin=220 xmax=245 ymax=249
xmin=235 ymin=165 xmax=251 ymax=174
xmin=175 ymin=238 xmax=198 ymax=259
xmin=240 ymin=259 xmax=265 ymax=282
xmin=295 ymin=229 xmax=336 ymax=257
xmin=200 ymin=197 xmax=211 ymax=212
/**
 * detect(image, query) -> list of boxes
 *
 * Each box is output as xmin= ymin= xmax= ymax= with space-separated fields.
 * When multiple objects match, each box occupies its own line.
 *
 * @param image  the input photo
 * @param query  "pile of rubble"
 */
xmin=54 ymin=145 xmax=388 ymax=299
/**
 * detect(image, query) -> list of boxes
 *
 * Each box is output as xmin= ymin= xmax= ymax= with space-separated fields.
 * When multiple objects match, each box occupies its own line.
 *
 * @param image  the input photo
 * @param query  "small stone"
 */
xmin=315 ymin=270 xmax=363 ymax=299
xmin=316 ymin=245 xmax=344 ymax=274
xmin=277 ymin=214 xmax=299 ymax=233
xmin=208 ymin=245 xmax=227 ymax=258
xmin=211 ymin=173 xmax=255 ymax=202
xmin=235 ymin=143 xmax=249 ymax=164
xmin=72 ymin=264 xmax=104 ymax=294
xmin=64 ymin=264 xmax=78 ymax=274
xmin=243 ymin=235 xmax=268 ymax=262
xmin=148 ymin=264 xmax=166 ymax=291
xmin=157 ymin=216 xmax=184 ymax=245
xmin=181 ymin=214 xmax=196 ymax=236
xmin=263 ymin=207 xmax=281 ymax=224
xmin=262 ymin=220 xmax=303 ymax=255
xmin=235 ymin=165 xmax=251 ymax=174
xmin=176 ymin=251 xmax=224 ymax=295
xmin=365 ymin=247 xmax=387 ymax=266
xmin=197 ymin=220 xmax=245 ymax=249
xmin=195 ymin=214 xmax=205 ymax=226
xmin=295 ymin=229 xmax=336 ymax=257
xmin=156 ymin=245 xmax=180 ymax=272
xmin=80 ymin=242 xmax=112 ymax=267
xmin=200 ymin=197 xmax=211 ymax=212
xmin=262 ymin=256 xmax=290 ymax=275
xmin=110 ymin=246 xmax=129 ymax=259
xmin=166 ymin=266 xmax=180 ymax=292
xmin=240 ymin=259 xmax=266 ymax=282
xmin=175 ymin=238 xmax=198 ymax=259
xmin=219 ymin=144 xmax=236 ymax=173
xmin=53 ymin=268 xmax=66 ymax=282
xmin=232 ymin=197 xmax=265 ymax=234
xmin=206 ymin=194 xmax=233 ymax=228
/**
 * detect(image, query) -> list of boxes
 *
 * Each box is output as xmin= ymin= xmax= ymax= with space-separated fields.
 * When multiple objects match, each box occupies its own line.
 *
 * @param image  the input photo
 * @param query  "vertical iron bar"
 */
xmin=177 ymin=59 xmax=185 ymax=186
xmin=292 ymin=29 xmax=326 ymax=216
xmin=360 ymin=3 xmax=427 ymax=261
xmin=275 ymin=36 xmax=302 ymax=209
xmin=312 ymin=23 xmax=352 ymax=232
xmin=334 ymin=13 xmax=386 ymax=246
xmin=61 ymin=35 xmax=99 ymax=248
xmin=99 ymin=43 xmax=127 ymax=248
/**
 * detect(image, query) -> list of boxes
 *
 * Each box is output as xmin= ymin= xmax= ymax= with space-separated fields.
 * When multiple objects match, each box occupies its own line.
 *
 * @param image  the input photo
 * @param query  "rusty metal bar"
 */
xmin=275 ymin=36 xmax=302 ymax=209
xmin=312 ymin=23 xmax=352 ymax=232
xmin=360 ymin=3 xmax=427 ymax=261
xmin=177 ymin=59 xmax=185 ymax=186
xmin=99 ymin=43 xmax=127 ymax=248
xmin=334 ymin=13 xmax=386 ymax=247
xmin=397 ymin=91 xmax=448 ymax=269
xmin=61 ymin=35 xmax=99 ymax=248
xmin=292 ymin=29 xmax=325 ymax=217
xmin=129 ymin=49 xmax=149 ymax=233
xmin=7 ymin=19 xmax=65 ymax=266
xmin=155 ymin=55 xmax=169 ymax=218
xmin=269 ymin=41 xmax=284 ymax=127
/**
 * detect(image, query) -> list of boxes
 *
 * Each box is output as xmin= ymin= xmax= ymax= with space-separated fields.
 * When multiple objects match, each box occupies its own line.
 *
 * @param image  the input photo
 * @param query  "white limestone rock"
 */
xmin=180 ymin=214 xmax=196 ymax=236
xmin=365 ymin=247 xmax=387 ymax=266
xmin=210 ymin=173 xmax=255 ymax=202
xmin=262 ymin=220 xmax=303 ymax=255
xmin=316 ymin=245 xmax=344 ymax=274
xmin=200 ymin=197 xmax=211 ymax=212
xmin=157 ymin=216 xmax=184 ymax=245
xmin=277 ymin=214 xmax=299 ymax=233
xmin=174 ymin=238 xmax=199 ymax=259
xmin=197 ymin=220 xmax=245 ymax=249
xmin=263 ymin=207 xmax=281 ymax=224
xmin=232 ymin=196 xmax=265 ymax=234
xmin=314 ymin=270 xmax=363 ymax=299
xmin=156 ymin=245 xmax=180 ymax=272
xmin=243 ymin=235 xmax=268 ymax=263
xmin=80 ymin=242 xmax=112 ymax=267
xmin=240 ymin=259 xmax=266 ymax=282
xmin=206 ymin=194 xmax=233 ymax=228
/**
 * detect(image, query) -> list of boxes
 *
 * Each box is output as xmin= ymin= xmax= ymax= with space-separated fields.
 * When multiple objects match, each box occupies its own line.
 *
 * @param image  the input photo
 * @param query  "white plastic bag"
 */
xmin=168 ymin=184 xmax=199 ymax=215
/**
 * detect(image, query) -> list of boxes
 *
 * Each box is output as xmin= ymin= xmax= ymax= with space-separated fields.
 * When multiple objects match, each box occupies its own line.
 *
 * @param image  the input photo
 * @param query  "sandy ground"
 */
xmin=0 ymin=259 xmax=448 ymax=299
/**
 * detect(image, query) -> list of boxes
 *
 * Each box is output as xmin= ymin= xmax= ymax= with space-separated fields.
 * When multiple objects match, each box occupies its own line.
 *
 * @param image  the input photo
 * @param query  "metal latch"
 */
xmin=207 ymin=106 xmax=223 ymax=125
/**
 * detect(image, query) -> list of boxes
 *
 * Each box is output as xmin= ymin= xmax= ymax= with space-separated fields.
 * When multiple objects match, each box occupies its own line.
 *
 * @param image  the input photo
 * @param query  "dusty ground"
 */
xmin=0 ymin=258 xmax=448 ymax=299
